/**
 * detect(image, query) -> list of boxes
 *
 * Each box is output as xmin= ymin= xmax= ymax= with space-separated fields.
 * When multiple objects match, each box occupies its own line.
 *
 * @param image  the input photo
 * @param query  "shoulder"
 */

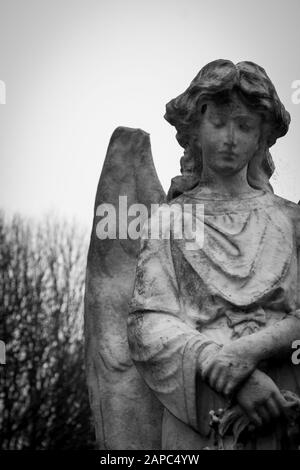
xmin=271 ymin=193 xmax=300 ymax=217
xmin=270 ymin=193 xmax=300 ymax=245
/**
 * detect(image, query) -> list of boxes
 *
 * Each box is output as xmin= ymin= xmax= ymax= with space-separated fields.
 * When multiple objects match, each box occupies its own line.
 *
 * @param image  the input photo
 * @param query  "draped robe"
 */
xmin=127 ymin=188 xmax=300 ymax=449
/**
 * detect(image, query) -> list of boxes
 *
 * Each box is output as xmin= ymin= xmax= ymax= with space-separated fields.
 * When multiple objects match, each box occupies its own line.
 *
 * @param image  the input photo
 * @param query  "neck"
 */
xmin=201 ymin=165 xmax=254 ymax=197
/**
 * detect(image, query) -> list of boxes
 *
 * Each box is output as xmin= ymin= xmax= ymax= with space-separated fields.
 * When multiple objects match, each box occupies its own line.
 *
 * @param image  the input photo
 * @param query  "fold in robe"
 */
xmin=128 ymin=189 xmax=300 ymax=449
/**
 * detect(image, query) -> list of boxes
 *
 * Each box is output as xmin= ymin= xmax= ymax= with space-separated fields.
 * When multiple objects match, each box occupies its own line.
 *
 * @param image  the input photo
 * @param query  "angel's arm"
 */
xmin=224 ymin=312 xmax=300 ymax=364
xmin=200 ymin=314 xmax=300 ymax=398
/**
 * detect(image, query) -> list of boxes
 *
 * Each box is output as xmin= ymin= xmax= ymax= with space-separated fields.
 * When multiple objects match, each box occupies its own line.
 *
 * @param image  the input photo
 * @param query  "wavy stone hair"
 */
xmin=164 ymin=59 xmax=291 ymax=200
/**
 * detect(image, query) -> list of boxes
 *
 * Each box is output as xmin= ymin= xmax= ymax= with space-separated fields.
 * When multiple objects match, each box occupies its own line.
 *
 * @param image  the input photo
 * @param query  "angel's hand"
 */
xmin=236 ymin=369 xmax=286 ymax=428
xmin=200 ymin=341 xmax=257 ymax=397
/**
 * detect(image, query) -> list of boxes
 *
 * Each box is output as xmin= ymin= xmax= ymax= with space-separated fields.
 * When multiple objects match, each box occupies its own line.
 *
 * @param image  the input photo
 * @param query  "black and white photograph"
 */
xmin=1 ymin=0 xmax=300 ymax=458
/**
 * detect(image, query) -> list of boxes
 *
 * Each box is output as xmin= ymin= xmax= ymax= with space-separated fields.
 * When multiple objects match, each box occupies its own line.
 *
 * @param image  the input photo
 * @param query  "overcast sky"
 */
xmin=0 ymin=0 xmax=300 ymax=226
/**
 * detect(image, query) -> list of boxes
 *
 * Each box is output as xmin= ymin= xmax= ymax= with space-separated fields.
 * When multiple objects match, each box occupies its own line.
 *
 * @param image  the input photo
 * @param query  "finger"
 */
xmin=223 ymin=377 xmax=240 ymax=396
xmin=214 ymin=370 xmax=232 ymax=395
xmin=276 ymin=396 xmax=290 ymax=419
xmin=214 ymin=373 xmax=227 ymax=393
xmin=239 ymin=402 xmax=263 ymax=427
xmin=272 ymin=391 xmax=288 ymax=415
xmin=201 ymin=361 xmax=214 ymax=381
xmin=248 ymin=411 xmax=263 ymax=428
xmin=275 ymin=393 xmax=287 ymax=410
xmin=209 ymin=367 xmax=222 ymax=390
xmin=257 ymin=405 xmax=271 ymax=425
xmin=223 ymin=383 xmax=234 ymax=397
xmin=266 ymin=397 xmax=281 ymax=420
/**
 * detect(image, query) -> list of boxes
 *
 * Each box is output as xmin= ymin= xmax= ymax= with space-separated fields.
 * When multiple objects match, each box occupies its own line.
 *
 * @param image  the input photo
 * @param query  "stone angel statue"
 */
xmin=84 ymin=59 xmax=300 ymax=450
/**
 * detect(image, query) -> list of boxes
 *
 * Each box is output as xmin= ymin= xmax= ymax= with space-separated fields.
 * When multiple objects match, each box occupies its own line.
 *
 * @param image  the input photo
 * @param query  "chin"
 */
xmin=215 ymin=164 xmax=241 ymax=175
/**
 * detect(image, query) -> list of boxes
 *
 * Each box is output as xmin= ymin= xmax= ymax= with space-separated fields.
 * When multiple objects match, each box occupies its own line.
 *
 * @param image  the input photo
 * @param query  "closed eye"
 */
xmin=239 ymin=123 xmax=252 ymax=132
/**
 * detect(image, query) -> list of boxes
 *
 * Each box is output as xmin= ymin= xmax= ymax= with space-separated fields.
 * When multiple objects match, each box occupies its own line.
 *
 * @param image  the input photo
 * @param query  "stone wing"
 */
xmin=84 ymin=127 xmax=165 ymax=449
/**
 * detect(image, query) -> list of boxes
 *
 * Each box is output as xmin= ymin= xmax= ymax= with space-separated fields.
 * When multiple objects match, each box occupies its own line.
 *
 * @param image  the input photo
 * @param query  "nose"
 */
xmin=224 ymin=121 xmax=237 ymax=148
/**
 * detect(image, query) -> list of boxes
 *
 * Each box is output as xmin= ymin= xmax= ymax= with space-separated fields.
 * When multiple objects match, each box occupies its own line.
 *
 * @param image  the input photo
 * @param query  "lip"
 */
xmin=218 ymin=151 xmax=237 ymax=158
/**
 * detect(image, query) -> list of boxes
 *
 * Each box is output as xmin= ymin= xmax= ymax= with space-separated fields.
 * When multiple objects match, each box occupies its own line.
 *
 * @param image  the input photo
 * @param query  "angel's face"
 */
xmin=196 ymin=93 xmax=262 ymax=176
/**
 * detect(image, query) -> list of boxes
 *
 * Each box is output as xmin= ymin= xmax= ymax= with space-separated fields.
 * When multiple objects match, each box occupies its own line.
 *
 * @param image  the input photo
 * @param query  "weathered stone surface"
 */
xmin=86 ymin=61 xmax=300 ymax=450
xmin=128 ymin=60 xmax=300 ymax=450
xmin=84 ymin=127 xmax=165 ymax=450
